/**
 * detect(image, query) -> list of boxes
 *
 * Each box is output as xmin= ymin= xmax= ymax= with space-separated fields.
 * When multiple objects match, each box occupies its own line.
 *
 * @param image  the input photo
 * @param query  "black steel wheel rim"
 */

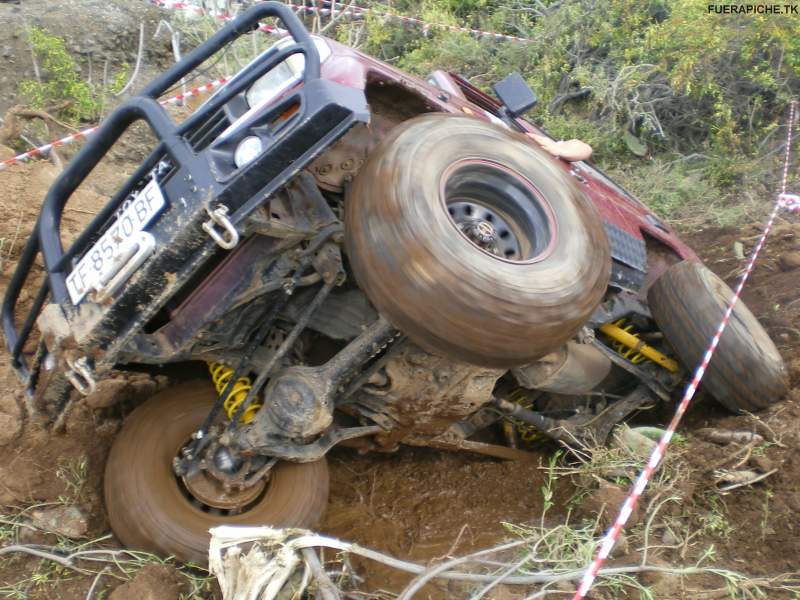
xmin=440 ymin=159 xmax=556 ymax=263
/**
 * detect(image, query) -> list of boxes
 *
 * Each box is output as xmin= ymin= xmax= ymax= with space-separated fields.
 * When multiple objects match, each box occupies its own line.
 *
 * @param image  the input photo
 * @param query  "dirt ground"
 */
xmin=0 ymin=2 xmax=798 ymax=591
xmin=0 ymin=145 xmax=799 ymax=599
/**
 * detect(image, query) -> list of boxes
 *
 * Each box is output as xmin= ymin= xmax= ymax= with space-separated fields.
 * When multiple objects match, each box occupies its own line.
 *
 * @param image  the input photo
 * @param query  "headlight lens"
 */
xmin=243 ymin=37 xmax=331 ymax=109
xmin=244 ymin=57 xmax=302 ymax=109
xmin=234 ymin=136 xmax=263 ymax=168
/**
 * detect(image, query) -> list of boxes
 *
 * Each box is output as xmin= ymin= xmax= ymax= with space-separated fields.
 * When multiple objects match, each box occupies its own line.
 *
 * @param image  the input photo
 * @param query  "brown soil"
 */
xmin=320 ymin=446 xmax=560 ymax=594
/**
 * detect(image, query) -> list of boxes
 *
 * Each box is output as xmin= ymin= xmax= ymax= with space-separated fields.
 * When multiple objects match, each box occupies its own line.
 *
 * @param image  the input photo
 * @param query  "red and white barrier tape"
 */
xmin=0 ymin=76 xmax=229 ymax=172
xmin=573 ymin=100 xmax=798 ymax=599
xmin=150 ymin=0 xmax=284 ymax=33
xmin=150 ymin=0 xmax=533 ymax=44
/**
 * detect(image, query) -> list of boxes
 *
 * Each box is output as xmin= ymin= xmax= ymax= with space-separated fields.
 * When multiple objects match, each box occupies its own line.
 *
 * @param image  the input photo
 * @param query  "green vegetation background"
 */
xmin=338 ymin=0 xmax=800 ymax=225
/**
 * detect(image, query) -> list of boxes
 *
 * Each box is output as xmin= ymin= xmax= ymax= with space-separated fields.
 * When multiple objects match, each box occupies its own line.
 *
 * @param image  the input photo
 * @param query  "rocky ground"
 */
xmin=0 ymin=2 xmax=799 ymax=599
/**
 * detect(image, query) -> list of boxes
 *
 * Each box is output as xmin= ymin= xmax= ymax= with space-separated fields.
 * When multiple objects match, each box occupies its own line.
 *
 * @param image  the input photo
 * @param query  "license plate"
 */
xmin=66 ymin=179 xmax=166 ymax=304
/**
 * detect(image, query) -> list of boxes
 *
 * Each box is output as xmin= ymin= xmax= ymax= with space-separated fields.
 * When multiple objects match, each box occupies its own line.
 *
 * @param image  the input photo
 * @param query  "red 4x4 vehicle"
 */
xmin=2 ymin=4 xmax=788 ymax=562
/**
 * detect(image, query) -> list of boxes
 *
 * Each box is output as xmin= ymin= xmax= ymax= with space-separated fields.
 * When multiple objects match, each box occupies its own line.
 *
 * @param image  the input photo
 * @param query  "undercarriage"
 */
xmin=1 ymin=1 xmax=788 ymax=563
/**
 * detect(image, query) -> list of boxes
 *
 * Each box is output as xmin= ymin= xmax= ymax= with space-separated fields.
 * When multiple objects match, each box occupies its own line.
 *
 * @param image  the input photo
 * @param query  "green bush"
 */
xmin=335 ymin=0 xmax=798 ymax=223
xmin=19 ymin=27 xmax=100 ymax=123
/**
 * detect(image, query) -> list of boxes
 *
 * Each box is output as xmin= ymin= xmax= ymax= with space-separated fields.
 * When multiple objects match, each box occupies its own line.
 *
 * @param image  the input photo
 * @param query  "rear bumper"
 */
xmin=2 ymin=2 xmax=367 ymax=404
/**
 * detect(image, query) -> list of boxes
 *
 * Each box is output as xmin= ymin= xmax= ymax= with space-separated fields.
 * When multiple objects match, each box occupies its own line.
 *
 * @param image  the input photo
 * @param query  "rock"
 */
xmin=639 ymin=556 xmax=679 ymax=592
xmin=17 ymin=526 xmax=59 ymax=546
xmin=84 ymin=373 xmax=167 ymax=409
xmin=551 ymin=580 xmax=577 ymax=593
xmin=489 ymin=584 xmax=524 ymax=600
xmin=661 ymin=528 xmax=680 ymax=545
xmin=612 ymin=424 xmax=657 ymax=460
xmin=615 ymin=530 xmax=629 ymax=554
xmin=30 ymin=505 xmax=88 ymax=539
xmin=128 ymin=373 xmax=161 ymax=398
xmin=751 ymin=455 xmax=776 ymax=473
xmin=109 ymin=564 xmax=186 ymax=600
xmin=579 ymin=482 xmax=640 ymax=529
xmin=0 ymin=144 xmax=14 ymax=160
xmin=778 ymin=252 xmax=800 ymax=271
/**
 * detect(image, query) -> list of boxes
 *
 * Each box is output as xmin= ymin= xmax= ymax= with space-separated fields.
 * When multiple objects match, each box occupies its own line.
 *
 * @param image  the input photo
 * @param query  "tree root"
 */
xmin=0 ymin=102 xmax=74 ymax=147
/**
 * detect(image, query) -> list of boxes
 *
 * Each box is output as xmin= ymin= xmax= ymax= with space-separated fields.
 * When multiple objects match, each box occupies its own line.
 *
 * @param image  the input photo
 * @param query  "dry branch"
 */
xmin=0 ymin=103 xmax=74 ymax=146
xmin=207 ymin=526 xmax=800 ymax=599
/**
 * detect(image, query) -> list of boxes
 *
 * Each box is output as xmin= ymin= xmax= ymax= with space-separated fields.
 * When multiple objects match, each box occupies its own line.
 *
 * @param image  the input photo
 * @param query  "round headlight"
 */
xmin=234 ymin=136 xmax=263 ymax=168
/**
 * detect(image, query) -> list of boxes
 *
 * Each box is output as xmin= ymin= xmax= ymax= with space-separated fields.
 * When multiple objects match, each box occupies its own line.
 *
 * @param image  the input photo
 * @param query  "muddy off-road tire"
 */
xmin=345 ymin=114 xmax=611 ymax=367
xmin=104 ymin=381 xmax=328 ymax=564
xmin=648 ymin=261 xmax=788 ymax=413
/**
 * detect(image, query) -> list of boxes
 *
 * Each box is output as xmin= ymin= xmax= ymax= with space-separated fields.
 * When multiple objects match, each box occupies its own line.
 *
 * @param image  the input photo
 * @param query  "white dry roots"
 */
xmin=208 ymin=525 xmax=800 ymax=600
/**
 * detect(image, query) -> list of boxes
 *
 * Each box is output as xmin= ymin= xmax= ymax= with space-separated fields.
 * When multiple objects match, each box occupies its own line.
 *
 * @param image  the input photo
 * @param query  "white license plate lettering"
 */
xmin=66 ymin=179 xmax=165 ymax=304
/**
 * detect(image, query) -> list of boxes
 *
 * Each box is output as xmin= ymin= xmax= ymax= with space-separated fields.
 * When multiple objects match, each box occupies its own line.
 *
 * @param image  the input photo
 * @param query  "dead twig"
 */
xmin=115 ymin=23 xmax=146 ymax=97
xmin=154 ymin=20 xmax=187 ymax=102
xmin=301 ymin=548 xmax=341 ymax=600
xmin=318 ymin=0 xmax=356 ymax=35
xmin=0 ymin=103 xmax=75 ymax=146
xmin=209 ymin=526 xmax=800 ymax=599
xmin=0 ymin=544 xmax=90 ymax=573
xmin=85 ymin=567 xmax=109 ymax=600
xmin=705 ymin=441 xmax=758 ymax=473
xmin=717 ymin=468 xmax=778 ymax=492
xmin=695 ymin=428 xmax=764 ymax=446
xmin=21 ymin=13 xmax=64 ymax=169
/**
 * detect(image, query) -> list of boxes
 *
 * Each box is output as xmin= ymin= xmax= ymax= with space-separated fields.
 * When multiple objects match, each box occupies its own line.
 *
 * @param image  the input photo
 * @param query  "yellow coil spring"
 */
xmin=507 ymin=387 xmax=543 ymax=444
xmin=208 ymin=362 xmax=261 ymax=424
xmin=608 ymin=319 xmax=647 ymax=364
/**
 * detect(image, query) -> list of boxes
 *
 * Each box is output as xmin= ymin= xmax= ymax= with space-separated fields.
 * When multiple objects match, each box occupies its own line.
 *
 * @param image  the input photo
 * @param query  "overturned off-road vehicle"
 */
xmin=2 ymin=4 xmax=788 ymax=563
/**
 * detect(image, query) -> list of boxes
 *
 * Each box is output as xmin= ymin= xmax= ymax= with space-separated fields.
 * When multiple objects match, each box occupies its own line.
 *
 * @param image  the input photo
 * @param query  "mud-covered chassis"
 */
xmin=3 ymin=3 xmax=608 ymax=450
xmin=2 ymin=3 xmax=788 ymax=563
xmin=2 ymin=5 xmax=361 ymax=407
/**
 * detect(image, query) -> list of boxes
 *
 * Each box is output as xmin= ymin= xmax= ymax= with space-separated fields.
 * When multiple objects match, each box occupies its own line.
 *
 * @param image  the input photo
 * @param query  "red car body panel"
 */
xmin=318 ymin=38 xmax=699 ymax=269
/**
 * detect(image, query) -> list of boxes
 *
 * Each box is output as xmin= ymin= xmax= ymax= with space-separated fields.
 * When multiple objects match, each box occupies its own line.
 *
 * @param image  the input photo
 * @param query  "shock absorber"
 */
xmin=208 ymin=362 xmax=262 ymax=424
xmin=599 ymin=319 xmax=679 ymax=373
xmin=506 ymin=387 xmax=543 ymax=444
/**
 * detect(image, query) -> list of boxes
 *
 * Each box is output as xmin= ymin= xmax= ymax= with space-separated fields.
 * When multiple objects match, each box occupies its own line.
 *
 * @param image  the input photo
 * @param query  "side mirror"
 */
xmin=492 ymin=73 xmax=538 ymax=118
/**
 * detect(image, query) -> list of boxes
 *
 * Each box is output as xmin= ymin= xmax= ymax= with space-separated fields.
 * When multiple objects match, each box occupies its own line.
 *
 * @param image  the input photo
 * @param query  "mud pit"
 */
xmin=0 ymin=157 xmax=799 ymax=598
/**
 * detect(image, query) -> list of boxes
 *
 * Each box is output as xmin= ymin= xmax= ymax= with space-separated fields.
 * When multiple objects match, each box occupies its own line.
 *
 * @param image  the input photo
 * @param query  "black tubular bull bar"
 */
xmin=1 ymin=2 xmax=368 ymax=398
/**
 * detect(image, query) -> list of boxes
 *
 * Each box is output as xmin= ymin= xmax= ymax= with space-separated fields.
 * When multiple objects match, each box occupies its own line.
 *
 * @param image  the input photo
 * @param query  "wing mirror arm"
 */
xmin=492 ymin=72 xmax=538 ymax=132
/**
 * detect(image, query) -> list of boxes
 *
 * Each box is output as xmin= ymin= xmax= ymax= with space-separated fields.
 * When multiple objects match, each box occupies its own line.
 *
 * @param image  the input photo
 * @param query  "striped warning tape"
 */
xmin=0 ymin=76 xmax=229 ymax=172
xmin=150 ymin=0 xmax=533 ymax=44
xmin=150 ymin=0 xmax=283 ymax=33
xmin=573 ymin=100 xmax=798 ymax=598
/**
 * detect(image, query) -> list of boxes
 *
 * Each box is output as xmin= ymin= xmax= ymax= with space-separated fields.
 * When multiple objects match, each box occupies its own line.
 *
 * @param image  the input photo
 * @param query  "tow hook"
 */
xmin=202 ymin=204 xmax=240 ymax=250
xmin=64 ymin=356 xmax=97 ymax=396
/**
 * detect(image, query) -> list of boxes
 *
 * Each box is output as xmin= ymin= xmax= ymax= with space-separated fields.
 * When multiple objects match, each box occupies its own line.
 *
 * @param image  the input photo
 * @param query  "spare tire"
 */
xmin=648 ymin=261 xmax=788 ymax=412
xmin=345 ymin=114 xmax=611 ymax=367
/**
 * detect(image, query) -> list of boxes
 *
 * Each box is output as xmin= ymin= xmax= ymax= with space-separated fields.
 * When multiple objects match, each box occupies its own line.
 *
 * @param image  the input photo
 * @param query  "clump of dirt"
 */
xmin=109 ymin=564 xmax=188 ymax=600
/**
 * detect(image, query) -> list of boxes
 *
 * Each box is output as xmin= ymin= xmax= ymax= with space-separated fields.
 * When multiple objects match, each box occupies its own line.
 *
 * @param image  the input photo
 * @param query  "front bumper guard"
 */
xmin=1 ymin=2 xmax=368 ymax=407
